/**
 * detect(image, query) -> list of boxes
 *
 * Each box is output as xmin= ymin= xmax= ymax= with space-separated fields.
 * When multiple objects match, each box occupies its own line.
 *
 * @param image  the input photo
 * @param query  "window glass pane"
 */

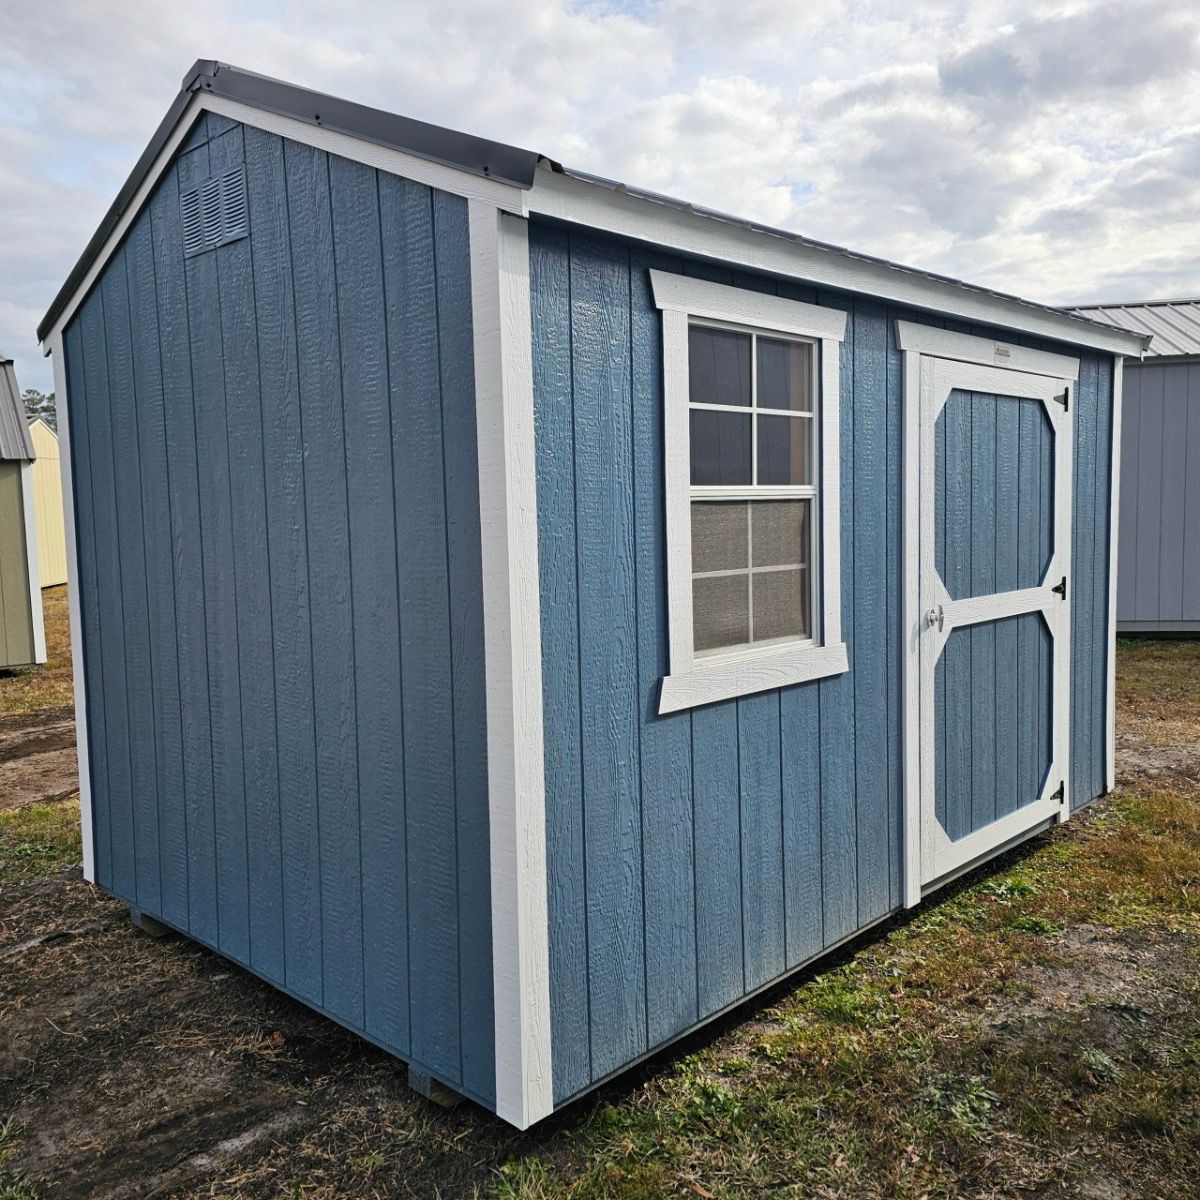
xmin=757 ymin=337 xmax=812 ymax=412
xmin=693 ymin=574 xmax=750 ymax=652
xmin=691 ymin=409 xmax=752 ymax=485
xmin=753 ymin=568 xmax=809 ymax=641
xmin=692 ymin=501 xmax=749 ymax=573
xmin=751 ymin=499 xmax=809 ymax=568
xmin=757 ymin=413 xmax=811 ymax=485
xmin=689 ymin=326 xmax=751 ymax=407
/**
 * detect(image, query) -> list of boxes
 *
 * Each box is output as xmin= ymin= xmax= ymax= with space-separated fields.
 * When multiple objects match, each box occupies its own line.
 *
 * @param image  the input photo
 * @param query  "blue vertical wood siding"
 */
xmin=61 ymin=120 xmax=494 ymax=1106
xmin=530 ymin=219 xmax=1117 ymax=1103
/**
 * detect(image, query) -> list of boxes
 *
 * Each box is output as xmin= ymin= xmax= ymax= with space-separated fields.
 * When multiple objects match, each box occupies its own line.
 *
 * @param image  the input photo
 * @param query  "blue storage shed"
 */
xmin=38 ymin=61 xmax=1148 ymax=1128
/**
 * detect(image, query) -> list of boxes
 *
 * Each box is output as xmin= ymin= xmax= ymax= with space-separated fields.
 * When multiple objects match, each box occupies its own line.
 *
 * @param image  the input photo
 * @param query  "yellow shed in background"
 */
xmin=28 ymin=418 xmax=66 ymax=588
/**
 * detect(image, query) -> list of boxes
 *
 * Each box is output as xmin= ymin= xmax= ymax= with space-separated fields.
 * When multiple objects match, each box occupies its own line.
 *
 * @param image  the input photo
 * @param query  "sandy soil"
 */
xmin=0 ymin=706 xmax=78 ymax=812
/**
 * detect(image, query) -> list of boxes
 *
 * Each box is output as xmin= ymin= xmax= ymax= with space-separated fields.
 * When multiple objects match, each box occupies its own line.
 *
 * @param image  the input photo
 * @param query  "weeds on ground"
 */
xmin=0 ymin=797 xmax=81 ymax=885
xmin=0 ymin=1122 xmax=37 ymax=1200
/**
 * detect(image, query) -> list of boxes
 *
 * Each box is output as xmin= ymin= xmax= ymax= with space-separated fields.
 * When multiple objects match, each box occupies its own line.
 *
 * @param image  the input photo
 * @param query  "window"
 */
xmin=650 ymin=271 xmax=849 ymax=713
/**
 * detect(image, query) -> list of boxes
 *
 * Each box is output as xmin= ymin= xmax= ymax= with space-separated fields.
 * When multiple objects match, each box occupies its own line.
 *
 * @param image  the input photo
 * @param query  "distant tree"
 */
xmin=22 ymin=388 xmax=56 ymax=431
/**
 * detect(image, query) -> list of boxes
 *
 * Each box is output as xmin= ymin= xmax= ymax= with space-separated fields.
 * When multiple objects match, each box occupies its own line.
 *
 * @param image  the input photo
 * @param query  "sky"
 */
xmin=2 ymin=0 xmax=1199 ymax=392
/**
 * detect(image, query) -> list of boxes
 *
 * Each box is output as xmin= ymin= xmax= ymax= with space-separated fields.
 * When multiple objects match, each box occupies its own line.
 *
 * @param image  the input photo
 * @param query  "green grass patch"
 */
xmin=0 ymin=797 xmax=81 ymax=885
xmin=0 ymin=1121 xmax=38 ymax=1200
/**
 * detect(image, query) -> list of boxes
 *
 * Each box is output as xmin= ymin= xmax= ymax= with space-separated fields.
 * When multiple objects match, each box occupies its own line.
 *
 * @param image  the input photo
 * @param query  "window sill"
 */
xmin=658 ymin=640 xmax=849 ymax=715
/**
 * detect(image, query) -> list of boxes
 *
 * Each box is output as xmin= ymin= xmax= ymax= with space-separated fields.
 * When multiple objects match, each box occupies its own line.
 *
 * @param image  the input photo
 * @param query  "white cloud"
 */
xmin=1 ymin=0 xmax=1198 ymax=390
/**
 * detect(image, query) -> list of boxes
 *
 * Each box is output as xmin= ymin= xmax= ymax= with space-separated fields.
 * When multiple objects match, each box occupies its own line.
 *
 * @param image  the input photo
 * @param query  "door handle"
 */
xmin=926 ymin=604 xmax=944 ymax=632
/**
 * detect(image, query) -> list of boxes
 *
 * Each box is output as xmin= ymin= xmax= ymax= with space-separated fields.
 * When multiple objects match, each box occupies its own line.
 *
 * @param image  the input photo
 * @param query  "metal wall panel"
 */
xmin=1117 ymin=361 xmax=1200 ymax=632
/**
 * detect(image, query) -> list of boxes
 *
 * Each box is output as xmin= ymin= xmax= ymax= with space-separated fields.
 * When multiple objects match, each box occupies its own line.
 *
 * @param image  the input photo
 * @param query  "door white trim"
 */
xmin=903 ymin=350 xmax=1074 ymax=903
xmin=895 ymin=320 xmax=1080 ymax=380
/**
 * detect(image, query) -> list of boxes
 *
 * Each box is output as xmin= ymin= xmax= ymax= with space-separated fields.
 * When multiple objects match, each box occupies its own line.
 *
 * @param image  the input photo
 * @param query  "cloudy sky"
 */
xmin=2 ymin=0 xmax=1199 ymax=391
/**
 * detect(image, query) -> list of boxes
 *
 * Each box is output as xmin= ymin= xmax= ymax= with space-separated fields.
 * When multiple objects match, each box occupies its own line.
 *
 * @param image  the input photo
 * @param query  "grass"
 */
xmin=0 ymin=797 xmax=81 ymax=885
xmin=0 ymin=585 xmax=72 ymax=716
xmin=486 ymin=786 xmax=1200 ymax=1200
xmin=481 ymin=642 xmax=1200 ymax=1199
xmin=1115 ymin=635 xmax=1200 ymax=741
xmin=1 ymin=624 xmax=1198 ymax=1196
xmin=0 ymin=1123 xmax=37 ymax=1200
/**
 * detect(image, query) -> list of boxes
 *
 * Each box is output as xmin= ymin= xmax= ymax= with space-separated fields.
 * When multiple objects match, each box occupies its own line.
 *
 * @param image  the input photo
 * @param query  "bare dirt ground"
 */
xmin=0 ymin=708 xmax=78 ymax=812
xmin=1 ymin=611 xmax=1198 ymax=1199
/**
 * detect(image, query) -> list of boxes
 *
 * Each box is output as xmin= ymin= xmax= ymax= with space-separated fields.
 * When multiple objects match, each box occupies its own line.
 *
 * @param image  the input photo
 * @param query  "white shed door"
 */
xmin=913 ymin=356 xmax=1073 ymax=895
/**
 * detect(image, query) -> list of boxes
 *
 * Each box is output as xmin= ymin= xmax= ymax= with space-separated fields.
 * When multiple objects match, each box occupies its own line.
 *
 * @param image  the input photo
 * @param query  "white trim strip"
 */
xmin=650 ymin=270 xmax=847 ymax=341
xmin=659 ymin=640 xmax=848 ymax=714
xmin=1105 ymin=357 xmax=1124 ymax=793
xmin=901 ymin=348 xmax=922 ymax=907
xmin=819 ymin=335 xmax=842 ymax=647
xmin=19 ymin=461 xmax=46 ymax=663
xmin=40 ymin=92 xmax=524 ymax=352
xmin=525 ymin=168 xmax=1146 ymax=359
xmin=895 ymin=321 xmax=1080 ymax=379
xmin=202 ymin=95 xmax=523 ymax=212
xmin=49 ymin=333 xmax=94 ymax=883
xmin=469 ymin=203 xmax=553 ymax=1129
xmin=40 ymin=95 xmax=205 ymax=351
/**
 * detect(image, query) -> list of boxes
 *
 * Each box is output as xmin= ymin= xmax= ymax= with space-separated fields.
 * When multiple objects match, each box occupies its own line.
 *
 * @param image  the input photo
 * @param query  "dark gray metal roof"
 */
xmin=0 ymin=355 xmax=35 ymax=461
xmin=39 ymin=59 xmax=1148 ymax=358
xmin=1072 ymin=299 xmax=1200 ymax=357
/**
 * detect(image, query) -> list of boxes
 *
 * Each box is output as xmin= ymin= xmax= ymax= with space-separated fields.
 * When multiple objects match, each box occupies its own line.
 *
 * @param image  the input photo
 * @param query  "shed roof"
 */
xmin=38 ymin=60 xmax=1149 ymax=358
xmin=0 ymin=355 xmax=35 ymax=461
xmin=1071 ymin=299 xmax=1200 ymax=358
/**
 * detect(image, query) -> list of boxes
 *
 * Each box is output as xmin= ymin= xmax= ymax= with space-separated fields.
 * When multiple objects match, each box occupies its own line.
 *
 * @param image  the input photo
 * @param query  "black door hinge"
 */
xmin=1051 ymin=781 xmax=1065 ymax=804
xmin=1051 ymin=387 xmax=1069 ymax=412
xmin=1052 ymin=575 xmax=1067 ymax=600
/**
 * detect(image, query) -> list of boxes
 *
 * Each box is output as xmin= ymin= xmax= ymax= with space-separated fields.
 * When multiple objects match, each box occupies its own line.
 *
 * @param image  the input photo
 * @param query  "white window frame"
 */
xmin=651 ymin=270 xmax=849 ymax=714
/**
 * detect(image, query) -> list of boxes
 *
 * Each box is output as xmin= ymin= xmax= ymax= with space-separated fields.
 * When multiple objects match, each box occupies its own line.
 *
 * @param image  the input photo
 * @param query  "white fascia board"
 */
xmin=524 ymin=167 xmax=1148 ymax=359
xmin=49 ymin=332 xmax=94 ymax=882
xmin=41 ymin=92 xmax=524 ymax=352
xmin=19 ymin=462 xmax=45 ymax=662
xmin=469 ymin=202 xmax=553 ymax=1129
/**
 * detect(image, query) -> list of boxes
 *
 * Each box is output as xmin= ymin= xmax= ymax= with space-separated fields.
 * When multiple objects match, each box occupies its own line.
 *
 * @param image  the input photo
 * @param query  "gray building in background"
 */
xmin=1075 ymin=301 xmax=1200 ymax=634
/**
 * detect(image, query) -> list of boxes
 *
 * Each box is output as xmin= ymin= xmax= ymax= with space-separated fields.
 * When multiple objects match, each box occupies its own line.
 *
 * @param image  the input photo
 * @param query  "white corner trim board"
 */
xmin=1105 ymin=357 xmax=1124 ymax=793
xmin=895 ymin=321 xmax=1081 ymax=380
xmin=49 ymin=332 xmax=94 ymax=883
xmin=19 ymin=462 xmax=45 ymax=662
xmin=651 ymin=270 xmax=849 ymax=714
xmin=469 ymin=202 xmax=553 ymax=1129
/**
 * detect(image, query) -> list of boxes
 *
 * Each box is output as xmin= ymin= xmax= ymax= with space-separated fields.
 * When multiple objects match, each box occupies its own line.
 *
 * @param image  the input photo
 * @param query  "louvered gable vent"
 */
xmin=180 ymin=165 xmax=249 ymax=257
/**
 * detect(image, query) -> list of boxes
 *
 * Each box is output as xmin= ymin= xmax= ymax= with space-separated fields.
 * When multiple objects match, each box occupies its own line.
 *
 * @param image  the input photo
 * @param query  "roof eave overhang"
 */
xmin=39 ymin=59 xmax=1150 ymax=362
xmin=527 ymin=164 xmax=1151 ymax=360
